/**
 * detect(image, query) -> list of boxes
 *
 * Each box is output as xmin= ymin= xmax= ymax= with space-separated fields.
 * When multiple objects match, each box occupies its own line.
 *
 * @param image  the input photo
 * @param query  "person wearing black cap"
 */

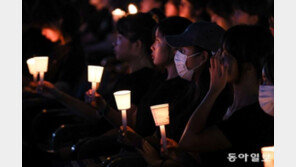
xmin=136 ymin=21 xmax=233 ymax=167
xmin=166 ymin=21 xmax=234 ymax=126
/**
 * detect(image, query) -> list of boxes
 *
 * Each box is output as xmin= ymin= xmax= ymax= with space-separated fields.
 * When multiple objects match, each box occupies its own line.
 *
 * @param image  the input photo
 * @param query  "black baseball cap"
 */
xmin=165 ymin=21 xmax=225 ymax=52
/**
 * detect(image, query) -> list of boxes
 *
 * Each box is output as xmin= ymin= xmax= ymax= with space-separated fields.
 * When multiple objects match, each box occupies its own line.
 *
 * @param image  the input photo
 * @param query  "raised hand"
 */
xmin=209 ymin=56 xmax=228 ymax=95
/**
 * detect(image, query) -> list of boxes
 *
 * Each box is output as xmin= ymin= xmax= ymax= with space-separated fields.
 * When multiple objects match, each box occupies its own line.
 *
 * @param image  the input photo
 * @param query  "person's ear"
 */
xmin=131 ymin=40 xmax=143 ymax=53
xmin=199 ymin=51 xmax=209 ymax=65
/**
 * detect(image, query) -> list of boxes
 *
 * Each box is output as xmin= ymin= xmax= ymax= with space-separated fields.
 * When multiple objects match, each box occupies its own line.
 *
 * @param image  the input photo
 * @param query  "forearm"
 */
xmin=180 ymin=90 xmax=220 ymax=143
xmin=178 ymin=126 xmax=231 ymax=153
xmin=52 ymin=89 xmax=99 ymax=122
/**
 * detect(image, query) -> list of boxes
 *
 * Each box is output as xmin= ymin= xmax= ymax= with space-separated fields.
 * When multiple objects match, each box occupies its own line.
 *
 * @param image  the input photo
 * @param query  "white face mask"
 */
xmin=174 ymin=50 xmax=201 ymax=81
xmin=259 ymin=85 xmax=274 ymax=116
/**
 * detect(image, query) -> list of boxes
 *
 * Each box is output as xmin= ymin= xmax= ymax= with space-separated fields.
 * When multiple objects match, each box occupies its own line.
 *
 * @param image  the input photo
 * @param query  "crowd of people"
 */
xmin=23 ymin=0 xmax=274 ymax=167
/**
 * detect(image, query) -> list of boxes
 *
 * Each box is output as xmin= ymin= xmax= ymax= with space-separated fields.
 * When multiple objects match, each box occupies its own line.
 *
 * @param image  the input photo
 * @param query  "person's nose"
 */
xmin=150 ymin=43 xmax=155 ymax=51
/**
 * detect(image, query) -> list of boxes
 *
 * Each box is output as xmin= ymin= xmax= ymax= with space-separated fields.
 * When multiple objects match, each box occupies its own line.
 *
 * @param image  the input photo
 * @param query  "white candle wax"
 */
xmin=39 ymin=72 xmax=44 ymax=85
xmin=122 ymin=109 xmax=127 ymax=132
xmin=33 ymin=72 xmax=38 ymax=82
xmin=91 ymin=82 xmax=97 ymax=98
xmin=160 ymin=125 xmax=167 ymax=152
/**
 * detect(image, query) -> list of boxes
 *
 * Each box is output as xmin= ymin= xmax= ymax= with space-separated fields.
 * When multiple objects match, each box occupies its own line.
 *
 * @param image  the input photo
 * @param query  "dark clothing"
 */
xmin=202 ymin=102 xmax=274 ymax=167
xmin=45 ymin=37 xmax=87 ymax=98
xmin=106 ymin=67 xmax=163 ymax=108
xmin=135 ymin=76 xmax=194 ymax=140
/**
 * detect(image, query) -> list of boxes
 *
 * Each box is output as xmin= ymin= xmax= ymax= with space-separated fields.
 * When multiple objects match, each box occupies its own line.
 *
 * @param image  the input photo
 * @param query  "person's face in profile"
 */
xmin=151 ymin=28 xmax=172 ymax=66
xmin=165 ymin=1 xmax=179 ymax=17
xmin=178 ymin=46 xmax=207 ymax=71
xmin=208 ymin=9 xmax=232 ymax=30
xmin=113 ymin=33 xmax=133 ymax=61
xmin=231 ymin=9 xmax=258 ymax=26
xmin=41 ymin=27 xmax=61 ymax=43
xmin=179 ymin=0 xmax=193 ymax=20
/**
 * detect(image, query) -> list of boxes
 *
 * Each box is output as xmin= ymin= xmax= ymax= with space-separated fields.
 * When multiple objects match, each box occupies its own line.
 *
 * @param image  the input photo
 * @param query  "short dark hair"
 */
xmin=155 ymin=17 xmax=192 ymax=63
xmin=156 ymin=16 xmax=192 ymax=37
xmin=40 ymin=5 xmax=81 ymax=38
xmin=207 ymin=0 xmax=234 ymax=20
xmin=233 ymin=0 xmax=269 ymax=28
xmin=222 ymin=25 xmax=274 ymax=81
xmin=116 ymin=13 xmax=157 ymax=56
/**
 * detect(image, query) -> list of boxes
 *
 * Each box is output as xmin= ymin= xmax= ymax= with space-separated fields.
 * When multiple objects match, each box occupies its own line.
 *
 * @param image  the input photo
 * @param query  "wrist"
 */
xmin=208 ymin=88 xmax=222 ymax=98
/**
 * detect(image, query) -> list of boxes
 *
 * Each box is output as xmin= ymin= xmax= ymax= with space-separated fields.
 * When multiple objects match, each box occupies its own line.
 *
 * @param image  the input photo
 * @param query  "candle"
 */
xmin=261 ymin=146 xmax=274 ymax=167
xmin=88 ymin=65 xmax=104 ymax=99
xmin=26 ymin=57 xmax=38 ymax=82
xmin=159 ymin=125 xmax=167 ymax=151
xmin=150 ymin=103 xmax=170 ymax=152
xmin=113 ymin=90 xmax=131 ymax=132
xmin=128 ymin=4 xmax=138 ymax=14
xmin=34 ymin=56 xmax=49 ymax=85
xmin=112 ymin=8 xmax=126 ymax=22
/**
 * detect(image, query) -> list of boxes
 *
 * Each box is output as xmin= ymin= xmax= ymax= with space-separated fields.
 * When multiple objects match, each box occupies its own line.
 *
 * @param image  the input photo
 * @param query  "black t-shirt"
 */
xmin=202 ymin=102 xmax=274 ymax=167
xmin=107 ymin=67 xmax=163 ymax=108
xmin=46 ymin=37 xmax=86 ymax=97
xmin=135 ymin=76 xmax=194 ymax=138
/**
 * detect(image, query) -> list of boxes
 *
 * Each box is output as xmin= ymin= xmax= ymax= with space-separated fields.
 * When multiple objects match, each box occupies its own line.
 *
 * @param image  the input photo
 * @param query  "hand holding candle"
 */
xmin=113 ymin=90 xmax=131 ymax=132
xmin=150 ymin=103 xmax=170 ymax=152
xmin=26 ymin=57 xmax=38 ymax=82
xmin=87 ymin=65 xmax=104 ymax=101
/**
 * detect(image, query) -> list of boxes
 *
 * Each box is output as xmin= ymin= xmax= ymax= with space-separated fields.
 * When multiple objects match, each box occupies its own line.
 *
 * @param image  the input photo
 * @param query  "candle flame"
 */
xmin=128 ymin=4 xmax=138 ymax=14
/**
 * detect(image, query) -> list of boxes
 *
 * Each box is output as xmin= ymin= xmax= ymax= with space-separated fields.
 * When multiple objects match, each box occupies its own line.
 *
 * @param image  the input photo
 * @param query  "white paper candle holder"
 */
xmin=34 ymin=56 xmax=49 ymax=84
xmin=88 ymin=65 xmax=104 ymax=98
xmin=26 ymin=57 xmax=38 ymax=82
xmin=150 ymin=104 xmax=170 ymax=126
xmin=150 ymin=103 xmax=170 ymax=152
xmin=112 ymin=8 xmax=126 ymax=22
xmin=261 ymin=146 xmax=274 ymax=167
xmin=114 ymin=90 xmax=131 ymax=132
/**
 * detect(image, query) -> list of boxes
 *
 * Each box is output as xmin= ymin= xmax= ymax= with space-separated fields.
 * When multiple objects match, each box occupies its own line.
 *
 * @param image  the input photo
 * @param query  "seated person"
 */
xmin=137 ymin=25 xmax=274 ymax=167
xmin=118 ymin=21 xmax=233 ymax=167
xmin=77 ymin=16 xmax=194 ymax=159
